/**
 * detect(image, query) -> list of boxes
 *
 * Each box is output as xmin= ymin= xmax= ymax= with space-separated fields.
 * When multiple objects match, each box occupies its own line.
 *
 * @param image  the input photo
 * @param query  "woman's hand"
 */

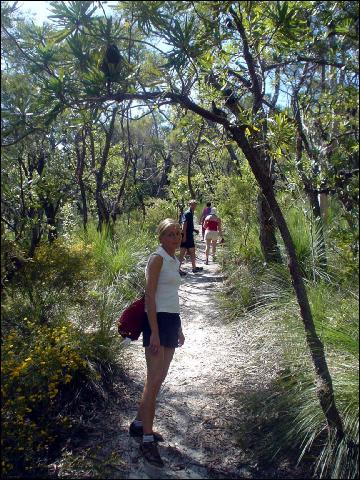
xmin=178 ymin=329 xmax=185 ymax=347
xmin=149 ymin=332 xmax=161 ymax=354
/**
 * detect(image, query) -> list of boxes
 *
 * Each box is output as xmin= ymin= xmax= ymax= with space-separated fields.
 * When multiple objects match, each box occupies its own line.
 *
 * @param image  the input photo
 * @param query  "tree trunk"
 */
xmin=225 ymin=143 xmax=242 ymax=176
xmin=319 ymin=193 xmax=329 ymax=220
xmin=110 ymin=114 xmax=133 ymax=223
xmin=257 ymin=192 xmax=282 ymax=263
xmin=79 ymin=181 xmax=88 ymax=230
xmin=187 ymin=154 xmax=195 ymax=199
xmin=96 ymin=188 xmax=110 ymax=231
xmin=75 ymin=131 xmax=88 ymax=230
xmin=93 ymin=107 xmax=118 ymax=230
xmin=230 ymin=125 xmax=344 ymax=440
xmin=157 ymin=154 xmax=172 ymax=197
xmin=43 ymin=201 xmax=57 ymax=242
xmin=295 ymin=132 xmax=328 ymax=272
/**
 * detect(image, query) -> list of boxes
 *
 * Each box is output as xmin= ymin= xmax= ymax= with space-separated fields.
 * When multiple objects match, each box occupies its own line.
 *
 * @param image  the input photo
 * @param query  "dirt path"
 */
xmin=53 ymin=238 xmax=309 ymax=479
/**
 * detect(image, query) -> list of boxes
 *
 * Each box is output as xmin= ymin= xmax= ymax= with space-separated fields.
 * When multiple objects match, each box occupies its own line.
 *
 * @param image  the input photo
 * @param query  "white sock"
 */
xmin=143 ymin=434 xmax=154 ymax=443
xmin=133 ymin=419 xmax=143 ymax=427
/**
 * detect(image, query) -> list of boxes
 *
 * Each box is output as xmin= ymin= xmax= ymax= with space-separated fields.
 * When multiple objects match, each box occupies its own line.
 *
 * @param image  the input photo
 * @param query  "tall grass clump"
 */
xmin=220 ymin=194 xmax=359 ymax=479
xmin=279 ymin=204 xmax=330 ymax=282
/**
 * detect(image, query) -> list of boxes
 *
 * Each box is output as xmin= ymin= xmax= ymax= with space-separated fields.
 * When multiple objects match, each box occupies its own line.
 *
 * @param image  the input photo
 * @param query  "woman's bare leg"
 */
xmin=137 ymin=346 xmax=175 ymax=434
xmin=205 ymin=238 xmax=211 ymax=263
xmin=211 ymin=239 xmax=217 ymax=258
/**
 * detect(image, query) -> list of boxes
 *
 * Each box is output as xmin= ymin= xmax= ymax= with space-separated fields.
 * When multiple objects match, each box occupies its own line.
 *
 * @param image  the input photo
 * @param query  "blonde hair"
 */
xmin=157 ymin=218 xmax=181 ymax=240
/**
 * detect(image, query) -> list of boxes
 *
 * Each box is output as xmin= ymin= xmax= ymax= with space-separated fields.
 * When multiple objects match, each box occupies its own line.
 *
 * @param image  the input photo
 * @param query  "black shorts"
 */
xmin=180 ymin=235 xmax=195 ymax=249
xmin=143 ymin=312 xmax=181 ymax=348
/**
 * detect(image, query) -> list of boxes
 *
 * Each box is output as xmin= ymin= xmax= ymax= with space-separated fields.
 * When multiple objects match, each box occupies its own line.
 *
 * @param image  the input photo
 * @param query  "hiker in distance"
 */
xmin=129 ymin=219 xmax=185 ymax=468
xmin=199 ymin=201 xmax=212 ymax=241
xmin=204 ymin=207 xmax=223 ymax=264
xmin=178 ymin=199 xmax=203 ymax=276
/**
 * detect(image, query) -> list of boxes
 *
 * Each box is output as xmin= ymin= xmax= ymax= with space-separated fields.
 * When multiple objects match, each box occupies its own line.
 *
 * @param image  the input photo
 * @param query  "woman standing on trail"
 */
xmin=129 ymin=219 xmax=185 ymax=468
xmin=203 ymin=207 xmax=223 ymax=264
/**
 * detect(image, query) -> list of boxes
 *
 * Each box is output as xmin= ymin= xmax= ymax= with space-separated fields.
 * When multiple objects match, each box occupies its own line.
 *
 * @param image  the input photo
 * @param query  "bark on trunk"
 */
xmin=319 ymin=193 xmax=329 ymax=220
xmin=75 ymin=131 xmax=88 ymax=230
xmin=157 ymin=154 xmax=172 ymax=197
xmin=110 ymin=114 xmax=132 ymax=223
xmin=93 ymin=108 xmax=118 ymax=230
xmin=43 ymin=202 xmax=57 ymax=242
xmin=257 ymin=192 xmax=282 ymax=263
xmin=28 ymin=211 xmax=43 ymax=257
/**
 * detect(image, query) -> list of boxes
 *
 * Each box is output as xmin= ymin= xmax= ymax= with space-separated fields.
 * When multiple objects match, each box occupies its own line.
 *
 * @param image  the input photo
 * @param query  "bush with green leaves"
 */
xmin=1 ymin=219 xmax=153 ymax=476
xmin=214 ymin=171 xmax=262 ymax=264
xmin=142 ymin=197 xmax=178 ymax=234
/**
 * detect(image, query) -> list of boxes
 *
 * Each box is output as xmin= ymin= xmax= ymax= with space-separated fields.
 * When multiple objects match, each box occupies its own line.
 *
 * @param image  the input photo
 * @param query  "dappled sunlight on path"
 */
xmin=108 ymin=237 xmax=304 ymax=479
xmin=53 ymin=235 xmax=310 ymax=479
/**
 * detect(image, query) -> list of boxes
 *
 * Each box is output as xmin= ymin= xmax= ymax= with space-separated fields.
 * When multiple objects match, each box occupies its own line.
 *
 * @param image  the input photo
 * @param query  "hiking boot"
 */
xmin=129 ymin=422 xmax=164 ymax=442
xmin=140 ymin=441 xmax=164 ymax=467
xmin=192 ymin=266 xmax=203 ymax=273
xmin=205 ymin=260 xmax=209 ymax=265
xmin=179 ymin=269 xmax=187 ymax=277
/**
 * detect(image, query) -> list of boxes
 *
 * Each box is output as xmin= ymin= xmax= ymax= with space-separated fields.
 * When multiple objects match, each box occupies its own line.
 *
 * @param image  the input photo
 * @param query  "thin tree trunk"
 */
xmin=43 ymin=201 xmax=57 ymax=242
xmin=187 ymin=123 xmax=204 ymax=199
xmin=93 ymin=107 xmax=118 ymax=230
xmin=230 ymin=125 xmax=344 ymax=440
xmin=157 ymin=153 xmax=172 ymax=197
xmin=110 ymin=110 xmax=132 ymax=222
xmin=75 ymin=130 xmax=88 ymax=230
xmin=28 ymin=208 xmax=43 ymax=257
xmin=295 ymin=130 xmax=328 ymax=272
xmin=257 ymin=192 xmax=282 ymax=263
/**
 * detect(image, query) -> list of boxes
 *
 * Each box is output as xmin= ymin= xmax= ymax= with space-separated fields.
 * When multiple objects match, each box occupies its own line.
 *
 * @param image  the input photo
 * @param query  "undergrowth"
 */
xmin=1 ymin=216 xmax=156 ymax=477
xmin=220 ymin=196 xmax=359 ymax=479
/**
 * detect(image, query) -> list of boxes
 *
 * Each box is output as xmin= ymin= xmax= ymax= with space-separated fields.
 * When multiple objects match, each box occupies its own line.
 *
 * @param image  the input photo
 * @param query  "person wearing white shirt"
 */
xmin=129 ymin=219 xmax=185 ymax=468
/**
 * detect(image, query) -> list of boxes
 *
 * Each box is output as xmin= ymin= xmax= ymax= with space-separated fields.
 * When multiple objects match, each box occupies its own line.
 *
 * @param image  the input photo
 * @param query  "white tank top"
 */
xmin=145 ymin=246 xmax=181 ymax=313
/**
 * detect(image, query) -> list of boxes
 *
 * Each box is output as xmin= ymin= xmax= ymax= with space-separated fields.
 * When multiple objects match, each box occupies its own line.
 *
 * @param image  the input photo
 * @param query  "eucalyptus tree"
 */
xmin=2 ymin=0 xmax=359 ymax=447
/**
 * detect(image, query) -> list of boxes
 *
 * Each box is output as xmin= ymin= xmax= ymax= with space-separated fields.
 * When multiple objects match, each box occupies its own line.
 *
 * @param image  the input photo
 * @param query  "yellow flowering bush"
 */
xmin=1 ymin=320 xmax=89 ymax=476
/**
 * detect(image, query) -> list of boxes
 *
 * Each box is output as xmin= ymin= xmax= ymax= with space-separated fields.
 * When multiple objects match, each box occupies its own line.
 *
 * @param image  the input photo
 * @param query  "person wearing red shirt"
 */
xmin=203 ymin=207 xmax=223 ymax=264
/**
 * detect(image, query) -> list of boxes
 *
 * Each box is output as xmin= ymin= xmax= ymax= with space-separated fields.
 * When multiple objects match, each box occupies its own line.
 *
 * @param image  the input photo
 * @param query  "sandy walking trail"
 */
xmin=54 ymin=238 xmax=309 ymax=479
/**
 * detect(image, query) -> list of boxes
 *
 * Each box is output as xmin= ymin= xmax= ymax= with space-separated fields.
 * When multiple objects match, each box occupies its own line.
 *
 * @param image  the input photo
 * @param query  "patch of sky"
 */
xmin=15 ymin=1 xmax=289 ymax=109
xmin=17 ymin=1 xmax=118 ymax=25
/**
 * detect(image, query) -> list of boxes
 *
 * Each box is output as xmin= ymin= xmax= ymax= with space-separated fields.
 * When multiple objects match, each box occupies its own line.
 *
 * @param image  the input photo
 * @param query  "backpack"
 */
xmin=118 ymin=296 xmax=146 ymax=341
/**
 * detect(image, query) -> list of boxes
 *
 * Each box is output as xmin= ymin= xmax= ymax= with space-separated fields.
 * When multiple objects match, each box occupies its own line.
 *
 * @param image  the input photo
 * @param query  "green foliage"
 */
xmin=214 ymin=172 xmax=262 ymax=263
xmin=279 ymin=204 xmax=329 ymax=281
xmin=221 ymin=241 xmax=359 ymax=479
xmin=1 ymin=1 xmax=359 ymax=477
xmin=1 ymin=220 xmax=152 ymax=476
xmin=1 ymin=319 xmax=89 ymax=476
xmin=142 ymin=198 xmax=178 ymax=234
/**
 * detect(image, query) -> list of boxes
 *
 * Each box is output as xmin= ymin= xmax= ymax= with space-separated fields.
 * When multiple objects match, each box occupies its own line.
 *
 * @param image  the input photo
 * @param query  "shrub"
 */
xmin=142 ymin=198 xmax=178 ymax=234
xmin=1 ymin=220 xmax=153 ymax=476
xmin=1 ymin=320 xmax=89 ymax=476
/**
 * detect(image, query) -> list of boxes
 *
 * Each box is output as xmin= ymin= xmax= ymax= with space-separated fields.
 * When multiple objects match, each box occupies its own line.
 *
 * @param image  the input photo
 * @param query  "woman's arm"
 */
xmin=218 ymin=218 xmax=223 ymax=236
xmin=145 ymin=254 xmax=163 ymax=354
